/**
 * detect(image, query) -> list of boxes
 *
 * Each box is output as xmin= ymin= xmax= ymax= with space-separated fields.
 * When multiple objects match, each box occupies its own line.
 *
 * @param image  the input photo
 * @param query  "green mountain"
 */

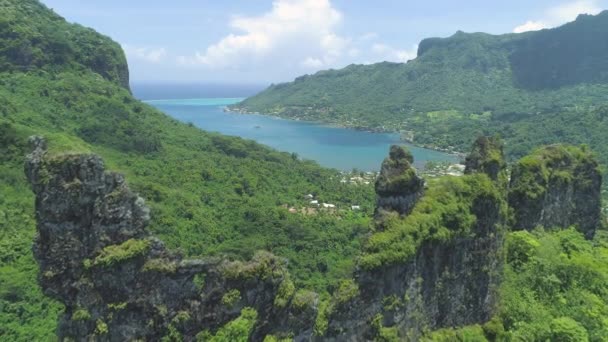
xmin=0 ymin=1 xmax=374 ymax=339
xmin=234 ymin=11 xmax=608 ymax=161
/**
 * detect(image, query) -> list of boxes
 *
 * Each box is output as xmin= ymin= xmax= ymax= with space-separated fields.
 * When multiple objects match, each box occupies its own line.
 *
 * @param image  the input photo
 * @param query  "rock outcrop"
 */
xmin=26 ymin=136 xmax=604 ymax=341
xmin=319 ymin=140 xmax=507 ymax=340
xmin=508 ymin=144 xmax=602 ymax=239
xmin=375 ymin=145 xmax=425 ymax=219
xmin=464 ymin=136 xmax=506 ymax=181
xmin=25 ymin=137 xmax=315 ymax=341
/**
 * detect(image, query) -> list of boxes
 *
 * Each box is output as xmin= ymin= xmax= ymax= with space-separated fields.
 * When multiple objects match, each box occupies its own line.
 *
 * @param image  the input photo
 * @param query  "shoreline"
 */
xmin=225 ymin=106 xmax=466 ymax=161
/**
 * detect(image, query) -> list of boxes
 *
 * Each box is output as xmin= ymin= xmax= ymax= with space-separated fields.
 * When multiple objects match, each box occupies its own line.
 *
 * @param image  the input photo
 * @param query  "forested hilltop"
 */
xmin=0 ymin=1 xmax=375 ymax=339
xmin=234 ymin=11 xmax=608 ymax=161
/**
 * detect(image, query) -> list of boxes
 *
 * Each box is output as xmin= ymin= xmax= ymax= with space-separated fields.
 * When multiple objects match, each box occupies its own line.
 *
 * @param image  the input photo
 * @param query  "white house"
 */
xmin=351 ymin=205 xmax=361 ymax=210
xmin=310 ymin=200 xmax=319 ymax=206
xmin=322 ymin=203 xmax=336 ymax=209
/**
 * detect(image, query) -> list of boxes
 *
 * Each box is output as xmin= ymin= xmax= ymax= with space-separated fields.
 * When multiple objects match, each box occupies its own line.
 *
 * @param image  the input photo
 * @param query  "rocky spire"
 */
xmin=374 ymin=145 xmax=425 ymax=218
xmin=464 ymin=136 xmax=506 ymax=181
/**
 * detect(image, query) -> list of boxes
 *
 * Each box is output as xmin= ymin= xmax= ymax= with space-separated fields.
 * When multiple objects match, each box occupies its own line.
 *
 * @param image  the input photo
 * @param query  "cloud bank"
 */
xmin=513 ymin=0 xmax=602 ymax=33
xmin=177 ymin=0 xmax=415 ymax=73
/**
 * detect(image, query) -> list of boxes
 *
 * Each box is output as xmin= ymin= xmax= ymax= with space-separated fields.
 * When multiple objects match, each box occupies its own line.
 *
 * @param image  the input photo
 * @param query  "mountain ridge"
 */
xmin=233 ymin=11 xmax=608 ymax=162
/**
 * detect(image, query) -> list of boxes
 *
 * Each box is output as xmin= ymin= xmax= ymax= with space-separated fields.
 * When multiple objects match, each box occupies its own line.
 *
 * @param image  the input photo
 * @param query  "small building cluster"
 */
xmin=340 ymin=171 xmax=377 ymax=185
xmin=282 ymin=193 xmax=362 ymax=216
xmin=306 ymin=194 xmax=336 ymax=209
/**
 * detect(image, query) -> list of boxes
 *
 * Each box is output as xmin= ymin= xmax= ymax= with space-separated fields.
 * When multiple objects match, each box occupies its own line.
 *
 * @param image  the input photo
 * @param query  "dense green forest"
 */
xmin=1 ymin=0 xmax=608 ymax=341
xmin=234 ymin=11 xmax=608 ymax=164
xmin=0 ymin=1 xmax=374 ymax=339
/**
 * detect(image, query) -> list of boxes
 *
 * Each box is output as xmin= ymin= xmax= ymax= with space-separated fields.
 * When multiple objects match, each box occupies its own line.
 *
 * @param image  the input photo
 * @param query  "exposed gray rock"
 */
xmin=324 ymin=178 xmax=505 ymax=341
xmin=25 ymin=137 xmax=314 ymax=341
xmin=313 ymin=138 xmax=508 ymax=340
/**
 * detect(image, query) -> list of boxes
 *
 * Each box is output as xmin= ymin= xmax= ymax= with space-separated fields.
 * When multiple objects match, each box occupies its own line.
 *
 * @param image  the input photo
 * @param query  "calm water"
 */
xmin=142 ymin=97 xmax=458 ymax=171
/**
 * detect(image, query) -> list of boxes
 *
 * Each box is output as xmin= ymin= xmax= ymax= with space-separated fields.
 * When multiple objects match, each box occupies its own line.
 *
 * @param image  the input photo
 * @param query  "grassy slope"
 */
xmin=0 ymin=1 xmax=374 ymax=339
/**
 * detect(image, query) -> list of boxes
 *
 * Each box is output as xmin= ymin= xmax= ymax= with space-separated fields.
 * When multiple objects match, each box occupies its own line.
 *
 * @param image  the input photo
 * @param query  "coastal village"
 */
xmin=283 ymin=161 xmax=466 ymax=216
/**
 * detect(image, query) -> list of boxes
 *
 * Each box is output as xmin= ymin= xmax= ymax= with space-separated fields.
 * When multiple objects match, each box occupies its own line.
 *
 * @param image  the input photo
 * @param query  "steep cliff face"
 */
xmin=25 ymin=137 xmax=315 ymax=341
xmin=319 ymin=141 xmax=508 ymax=341
xmin=508 ymin=144 xmax=602 ymax=239
xmin=26 ymin=136 xmax=605 ymax=341
xmin=375 ymin=145 xmax=425 ymax=219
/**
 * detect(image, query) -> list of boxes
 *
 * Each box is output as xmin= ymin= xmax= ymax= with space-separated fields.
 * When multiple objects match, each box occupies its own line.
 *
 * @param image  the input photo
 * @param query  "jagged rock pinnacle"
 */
xmin=464 ymin=136 xmax=506 ymax=181
xmin=375 ymin=145 xmax=425 ymax=218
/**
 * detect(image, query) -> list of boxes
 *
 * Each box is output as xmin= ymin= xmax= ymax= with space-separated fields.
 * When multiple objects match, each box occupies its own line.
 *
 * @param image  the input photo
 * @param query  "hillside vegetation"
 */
xmin=0 ymin=1 xmax=374 ymax=339
xmin=234 ymin=12 xmax=608 ymax=163
xmin=1 ymin=1 xmax=608 ymax=341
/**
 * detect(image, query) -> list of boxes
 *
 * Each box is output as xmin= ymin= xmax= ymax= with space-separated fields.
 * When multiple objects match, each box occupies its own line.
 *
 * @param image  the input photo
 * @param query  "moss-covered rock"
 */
xmin=464 ymin=136 xmax=506 ymax=181
xmin=25 ymin=141 xmax=318 ymax=341
xmin=375 ymin=145 xmax=425 ymax=218
xmin=508 ymin=144 xmax=602 ymax=238
xmin=320 ymin=170 xmax=507 ymax=340
xmin=93 ymin=239 xmax=150 ymax=268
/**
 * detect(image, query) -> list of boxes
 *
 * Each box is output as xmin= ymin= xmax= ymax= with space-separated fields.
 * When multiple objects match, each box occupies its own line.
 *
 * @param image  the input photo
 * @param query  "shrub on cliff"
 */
xmin=362 ymin=173 xmax=505 ymax=270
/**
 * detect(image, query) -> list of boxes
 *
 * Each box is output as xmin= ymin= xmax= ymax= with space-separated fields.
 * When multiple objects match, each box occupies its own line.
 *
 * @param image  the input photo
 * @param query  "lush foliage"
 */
xmin=422 ymin=324 xmax=488 ymax=342
xmin=0 ymin=1 xmax=375 ymax=339
xmin=421 ymin=228 xmax=608 ymax=341
xmin=509 ymin=144 xmax=599 ymax=202
xmin=0 ymin=0 xmax=129 ymax=88
xmin=361 ymin=174 xmax=504 ymax=270
xmin=2 ymin=1 xmax=608 ymax=341
xmin=91 ymin=239 xmax=151 ymax=268
xmin=196 ymin=307 xmax=258 ymax=342
xmin=273 ymin=276 xmax=295 ymax=308
xmin=498 ymin=228 xmax=608 ymax=341
xmin=0 ymin=52 xmax=373 ymax=341
xmin=221 ymin=289 xmax=242 ymax=307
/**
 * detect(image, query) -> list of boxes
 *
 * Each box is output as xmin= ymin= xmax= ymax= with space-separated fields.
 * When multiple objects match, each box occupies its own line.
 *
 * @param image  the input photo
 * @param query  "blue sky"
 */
xmin=40 ymin=0 xmax=607 ymax=84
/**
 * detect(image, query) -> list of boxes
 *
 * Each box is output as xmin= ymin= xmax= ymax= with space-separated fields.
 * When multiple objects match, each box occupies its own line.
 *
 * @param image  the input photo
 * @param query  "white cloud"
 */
xmin=123 ymin=45 xmax=167 ymax=63
xmin=513 ymin=20 xmax=548 ymax=33
xmin=513 ymin=0 xmax=602 ymax=33
xmin=180 ymin=0 xmax=346 ymax=69
xmin=176 ymin=0 xmax=421 ymax=76
xmin=371 ymin=43 xmax=418 ymax=63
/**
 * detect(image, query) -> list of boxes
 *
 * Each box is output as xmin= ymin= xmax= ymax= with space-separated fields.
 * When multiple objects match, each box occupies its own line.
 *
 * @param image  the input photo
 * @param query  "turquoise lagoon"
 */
xmin=145 ymin=98 xmax=459 ymax=171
